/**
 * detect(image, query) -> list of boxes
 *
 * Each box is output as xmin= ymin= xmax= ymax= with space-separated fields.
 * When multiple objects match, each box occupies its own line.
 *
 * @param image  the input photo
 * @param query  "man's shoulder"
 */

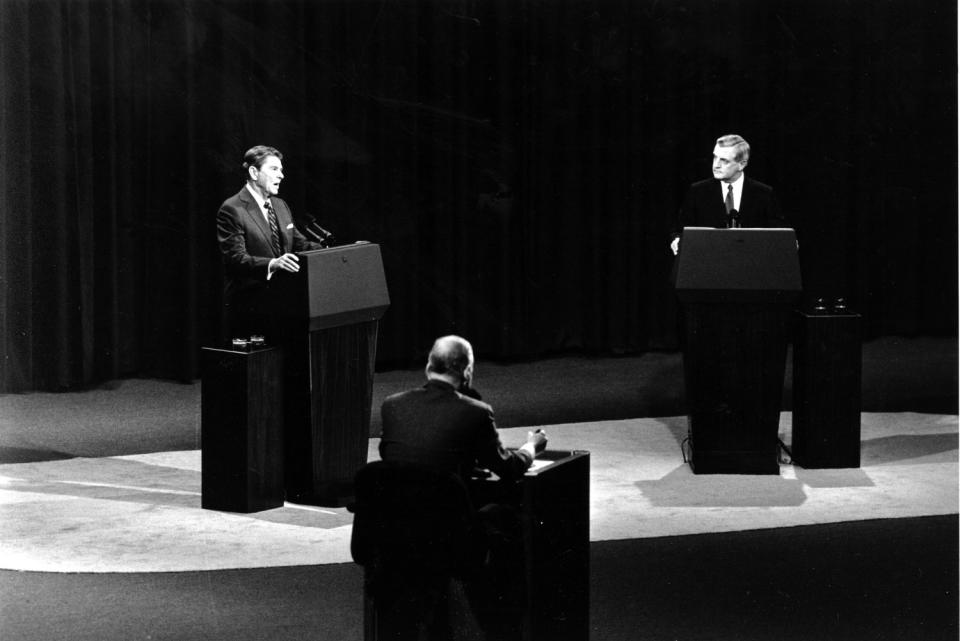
xmin=684 ymin=178 xmax=718 ymax=200
xmin=689 ymin=178 xmax=717 ymax=190
xmin=454 ymin=391 xmax=493 ymax=414
xmin=382 ymin=388 xmax=417 ymax=406
xmin=383 ymin=385 xmax=492 ymax=414
xmin=682 ymin=178 xmax=720 ymax=204
xmin=745 ymin=176 xmax=774 ymax=193
xmin=219 ymin=187 xmax=249 ymax=211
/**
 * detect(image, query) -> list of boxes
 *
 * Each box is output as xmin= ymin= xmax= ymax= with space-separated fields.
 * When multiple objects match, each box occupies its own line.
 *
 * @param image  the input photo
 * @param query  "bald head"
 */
xmin=425 ymin=335 xmax=474 ymax=384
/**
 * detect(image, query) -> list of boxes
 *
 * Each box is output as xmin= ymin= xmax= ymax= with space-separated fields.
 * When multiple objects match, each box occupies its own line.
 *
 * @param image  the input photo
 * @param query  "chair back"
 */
xmin=350 ymin=460 xmax=485 ymax=576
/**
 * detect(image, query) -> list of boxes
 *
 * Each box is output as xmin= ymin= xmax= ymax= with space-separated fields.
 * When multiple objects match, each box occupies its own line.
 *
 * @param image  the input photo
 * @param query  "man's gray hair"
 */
xmin=426 ymin=335 xmax=474 ymax=379
xmin=716 ymin=134 xmax=750 ymax=164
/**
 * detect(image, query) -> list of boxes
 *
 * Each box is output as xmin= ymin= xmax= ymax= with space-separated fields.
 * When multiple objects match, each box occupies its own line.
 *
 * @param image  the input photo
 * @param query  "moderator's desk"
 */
xmin=469 ymin=449 xmax=590 ymax=641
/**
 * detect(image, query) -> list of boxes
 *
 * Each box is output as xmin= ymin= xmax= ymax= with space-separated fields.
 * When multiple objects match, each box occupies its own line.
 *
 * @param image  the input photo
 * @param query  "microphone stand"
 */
xmin=726 ymin=209 xmax=740 ymax=229
xmin=299 ymin=216 xmax=335 ymax=247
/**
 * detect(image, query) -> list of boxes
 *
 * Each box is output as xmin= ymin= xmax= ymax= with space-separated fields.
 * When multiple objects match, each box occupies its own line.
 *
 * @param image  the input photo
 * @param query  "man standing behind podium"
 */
xmin=670 ymin=134 xmax=786 ymax=255
xmin=217 ymin=145 xmax=327 ymax=338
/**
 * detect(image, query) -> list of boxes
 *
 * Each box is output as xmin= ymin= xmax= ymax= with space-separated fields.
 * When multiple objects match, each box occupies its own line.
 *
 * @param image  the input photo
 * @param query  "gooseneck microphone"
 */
xmin=726 ymin=209 xmax=741 ymax=229
xmin=300 ymin=214 xmax=336 ymax=247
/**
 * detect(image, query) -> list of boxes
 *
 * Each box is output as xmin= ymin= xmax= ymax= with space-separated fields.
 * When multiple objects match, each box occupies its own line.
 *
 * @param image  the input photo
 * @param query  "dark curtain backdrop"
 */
xmin=1 ymin=0 xmax=956 ymax=392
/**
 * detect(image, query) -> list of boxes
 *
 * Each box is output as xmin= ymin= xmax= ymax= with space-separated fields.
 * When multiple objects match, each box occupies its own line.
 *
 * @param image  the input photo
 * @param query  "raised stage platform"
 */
xmin=0 ymin=411 xmax=955 ymax=573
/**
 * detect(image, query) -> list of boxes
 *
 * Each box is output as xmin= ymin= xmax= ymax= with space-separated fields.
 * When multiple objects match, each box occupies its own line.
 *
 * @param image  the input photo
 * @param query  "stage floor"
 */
xmin=1 ymin=411 xmax=955 ymax=573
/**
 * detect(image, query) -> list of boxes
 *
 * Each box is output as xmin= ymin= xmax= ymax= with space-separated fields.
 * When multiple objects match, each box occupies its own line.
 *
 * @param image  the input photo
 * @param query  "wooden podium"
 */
xmin=674 ymin=228 xmax=801 ymax=474
xmin=268 ymin=243 xmax=390 ymax=505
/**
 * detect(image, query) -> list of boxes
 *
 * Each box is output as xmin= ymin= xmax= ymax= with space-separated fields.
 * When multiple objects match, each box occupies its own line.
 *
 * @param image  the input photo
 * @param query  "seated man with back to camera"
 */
xmin=379 ymin=335 xmax=547 ymax=481
xmin=378 ymin=335 xmax=548 ymax=633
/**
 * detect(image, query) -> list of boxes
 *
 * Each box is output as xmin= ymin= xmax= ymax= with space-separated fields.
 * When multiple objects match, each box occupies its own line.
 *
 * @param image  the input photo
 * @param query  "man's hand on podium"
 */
xmin=268 ymin=253 xmax=300 ymax=275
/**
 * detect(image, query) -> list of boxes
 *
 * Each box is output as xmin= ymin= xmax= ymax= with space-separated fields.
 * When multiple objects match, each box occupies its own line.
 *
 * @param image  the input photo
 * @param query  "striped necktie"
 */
xmin=264 ymin=200 xmax=282 ymax=256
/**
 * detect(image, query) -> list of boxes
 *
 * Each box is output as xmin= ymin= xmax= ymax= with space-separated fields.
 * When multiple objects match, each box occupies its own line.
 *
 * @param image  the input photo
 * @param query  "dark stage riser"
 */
xmin=200 ymin=346 xmax=285 ymax=513
xmin=792 ymin=310 xmax=862 ymax=468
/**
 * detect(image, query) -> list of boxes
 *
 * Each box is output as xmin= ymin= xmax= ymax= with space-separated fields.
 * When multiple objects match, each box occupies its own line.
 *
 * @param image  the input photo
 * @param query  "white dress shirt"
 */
xmin=245 ymin=183 xmax=283 ymax=277
xmin=721 ymin=174 xmax=745 ymax=212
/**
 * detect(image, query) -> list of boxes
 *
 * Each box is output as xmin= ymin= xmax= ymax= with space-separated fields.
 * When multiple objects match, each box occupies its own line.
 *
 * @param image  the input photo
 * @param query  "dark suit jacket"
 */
xmin=217 ymin=186 xmax=324 ymax=303
xmin=673 ymin=176 xmax=786 ymax=240
xmin=216 ymin=187 xmax=325 ymax=338
xmin=379 ymin=379 xmax=533 ymax=481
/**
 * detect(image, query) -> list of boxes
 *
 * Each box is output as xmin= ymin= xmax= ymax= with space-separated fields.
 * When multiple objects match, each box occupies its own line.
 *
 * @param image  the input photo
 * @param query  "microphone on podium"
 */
xmin=726 ymin=209 xmax=741 ymax=229
xmin=300 ymin=214 xmax=336 ymax=246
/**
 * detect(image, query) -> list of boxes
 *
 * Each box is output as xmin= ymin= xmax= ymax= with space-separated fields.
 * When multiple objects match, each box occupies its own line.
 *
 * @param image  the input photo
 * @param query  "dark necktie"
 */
xmin=724 ymin=184 xmax=739 ymax=228
xmin=264 ymin=200 xmax=282 ymax=256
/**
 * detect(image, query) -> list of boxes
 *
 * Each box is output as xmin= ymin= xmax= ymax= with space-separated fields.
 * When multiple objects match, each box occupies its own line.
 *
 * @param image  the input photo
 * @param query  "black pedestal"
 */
xmin=792 ymin=311 xmax=862 ymax=468
xmin=201 ymin=346 xmax=284 ymax=512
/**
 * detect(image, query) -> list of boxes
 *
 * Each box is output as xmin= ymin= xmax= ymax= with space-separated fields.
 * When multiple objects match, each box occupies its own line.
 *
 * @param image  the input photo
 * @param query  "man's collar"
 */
xmin=722 ymin=174 xmax=745 ymax=189
xmin=424 ymin=378 xmax=457 ymax=391
xmin=245 ymin=182 xmax=267 ymax=208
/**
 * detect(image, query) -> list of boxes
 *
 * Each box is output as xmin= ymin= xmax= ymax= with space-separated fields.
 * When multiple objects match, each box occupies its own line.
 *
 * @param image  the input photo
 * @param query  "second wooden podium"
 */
xmin=674 ymin=228 xmax=801 ymax=474
xmin=268 ymin=243 xmax=390 ymax=505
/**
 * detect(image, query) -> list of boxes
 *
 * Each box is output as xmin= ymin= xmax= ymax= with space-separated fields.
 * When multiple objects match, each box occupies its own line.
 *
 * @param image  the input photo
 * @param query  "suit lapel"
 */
xmin=738 ymin=178 xmax=755 ymax=220
xmin=238 ymin=188 xmax=277 ymax=256
xmin=709 ymin=181 xmax=727 ymax=225
xmin=718 ymin=183 xmax=728 ymax=222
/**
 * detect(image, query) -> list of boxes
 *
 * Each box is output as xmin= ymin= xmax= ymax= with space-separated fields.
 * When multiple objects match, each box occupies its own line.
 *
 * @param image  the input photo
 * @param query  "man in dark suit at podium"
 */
xmin=216 ymin=145 xmax=327 ymax=338
xmin=670 ymin=134 xmax=786 ymax=255
xmin=380 ymin=335 xmax=547 ymax=480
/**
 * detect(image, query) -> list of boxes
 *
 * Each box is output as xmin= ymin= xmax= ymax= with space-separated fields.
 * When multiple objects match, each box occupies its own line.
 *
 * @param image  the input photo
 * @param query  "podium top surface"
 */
xmin=268 ymin=242 xmax=390 ymax=329
xmin=202 ymin=345 xmax=277 ymax=356
xmin=675 ymin=227 xmax=802 ymax=303
xmin=470 ymin=449 xmax=589 ymax=482
xmin=525 ymin=449 xmax=589 ymax=475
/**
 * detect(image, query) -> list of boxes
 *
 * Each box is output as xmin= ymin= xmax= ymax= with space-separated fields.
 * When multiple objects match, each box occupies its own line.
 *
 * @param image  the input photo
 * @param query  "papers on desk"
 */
xmin=528 ymin=459 xmax=553 ymax=472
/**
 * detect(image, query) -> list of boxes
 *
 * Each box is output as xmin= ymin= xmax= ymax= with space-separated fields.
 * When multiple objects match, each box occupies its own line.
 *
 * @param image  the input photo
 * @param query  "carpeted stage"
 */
xmin=0 ymin=337 xmax=957 ymax=640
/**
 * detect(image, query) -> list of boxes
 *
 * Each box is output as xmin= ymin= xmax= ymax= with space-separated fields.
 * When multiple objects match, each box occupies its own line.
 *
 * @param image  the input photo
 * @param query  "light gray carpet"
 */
xmin=1 ymin=412 xmax=955 ymax=573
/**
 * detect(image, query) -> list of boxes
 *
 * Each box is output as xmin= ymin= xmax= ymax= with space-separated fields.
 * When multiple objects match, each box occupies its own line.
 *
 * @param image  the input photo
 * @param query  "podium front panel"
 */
xmin=675 ymin=228 xmax=801 ymax=303
xmin=470 ymin=450 xmax=590 ymax=641
xmin=268 ymin=243 xmax=390 ymax=330
xmin=682 ymin=304 xmax=789 ymax=474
